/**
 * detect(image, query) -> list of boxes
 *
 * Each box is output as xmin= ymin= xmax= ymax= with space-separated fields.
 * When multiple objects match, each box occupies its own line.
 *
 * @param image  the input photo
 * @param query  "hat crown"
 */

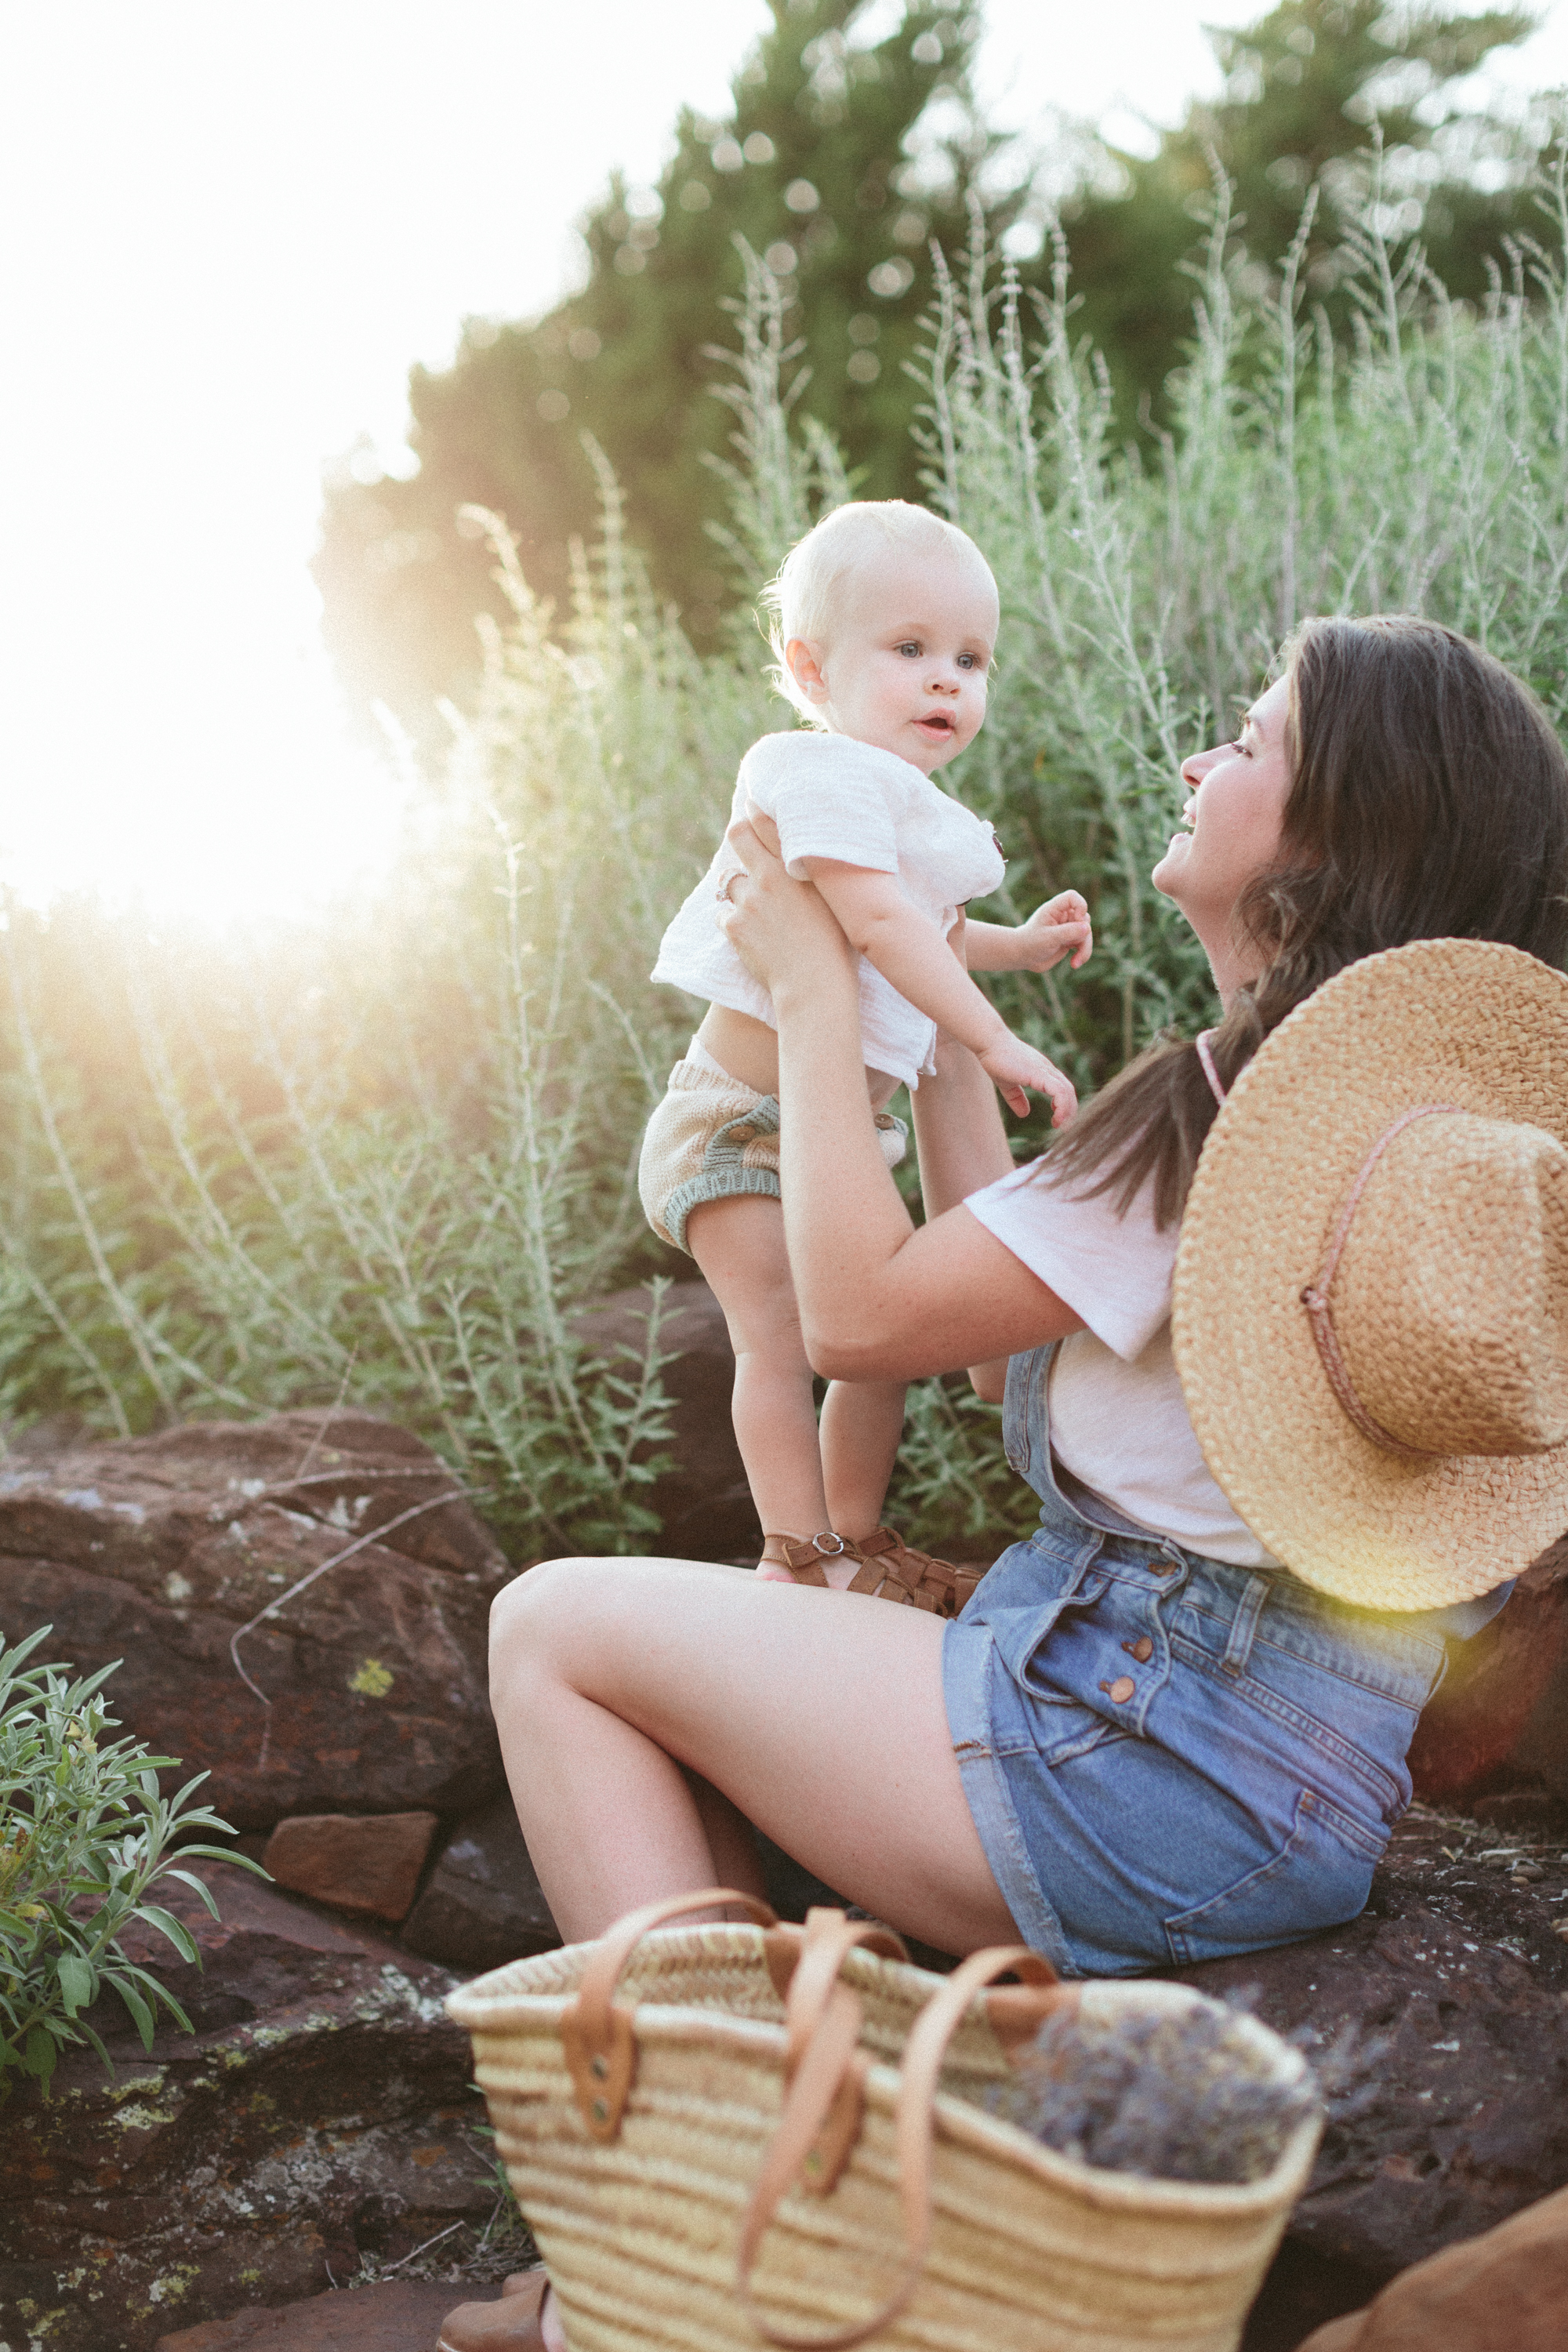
xmin=1333 ymin=1115 xmax=1568 ymax=1458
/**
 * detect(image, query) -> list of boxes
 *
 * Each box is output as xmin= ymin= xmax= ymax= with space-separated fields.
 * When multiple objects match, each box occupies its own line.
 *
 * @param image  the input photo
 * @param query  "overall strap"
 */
xmin=1195 ymin=1029 xmax=1227 ymax=1108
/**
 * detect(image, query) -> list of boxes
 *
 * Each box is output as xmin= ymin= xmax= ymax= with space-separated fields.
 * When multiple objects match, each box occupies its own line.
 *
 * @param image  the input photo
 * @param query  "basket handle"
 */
xmin=736 ymin=1943 xmax=1066 ymax=2350
xmin=761 ymin=1908 xmax=912 ymax=2205
xmin=562 ymin=1886 xmax=777 ymax=2141
xmin=786 ymin=1908 xmax=908 ymax=2078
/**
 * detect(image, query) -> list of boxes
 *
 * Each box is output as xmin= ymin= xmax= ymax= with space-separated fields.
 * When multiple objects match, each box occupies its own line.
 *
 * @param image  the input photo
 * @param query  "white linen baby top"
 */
xmin=650 ymin=730 xmax=1006 ymax=1091
xmin=964 ymin=1155 xmax=1280 ymax=1570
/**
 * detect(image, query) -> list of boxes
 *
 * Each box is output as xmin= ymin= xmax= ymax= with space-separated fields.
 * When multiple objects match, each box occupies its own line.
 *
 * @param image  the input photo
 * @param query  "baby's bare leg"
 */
xmin=820 ymin=1378 xmax=907 ymax=1541
xmin=687 ymin=1194 xmax=838 ymax=1565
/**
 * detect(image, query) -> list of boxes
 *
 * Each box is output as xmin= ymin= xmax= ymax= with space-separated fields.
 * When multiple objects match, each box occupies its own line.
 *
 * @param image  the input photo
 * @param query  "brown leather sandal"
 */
xmin=851 ymin=1526 xmax=988 ymax=1620
xmin=757 ymin=1530 xmax=942 ymax=1612
xmin=757 ymin=1530 xmax=855 ymax=1585
xmin=437 ymin=2268 xmax=553 ymax=2351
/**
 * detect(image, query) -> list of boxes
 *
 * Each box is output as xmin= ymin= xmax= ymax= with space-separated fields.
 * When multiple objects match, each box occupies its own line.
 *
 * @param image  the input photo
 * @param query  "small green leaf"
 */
xmin=24 ymin=2025 xmax=57 ymax=2088
xmin=134 ymin=1905 xmax=200 ymax=1965
xmin=114 ymin=1979 xmax=154 ymax=2049
xmin=56 ymin=1955 xmax=95 ymax=2016
xmin=159 ymin=1868 xmax=223 ymax=1917
xmin=75 ymin=2016 xmax=112 ymax=2074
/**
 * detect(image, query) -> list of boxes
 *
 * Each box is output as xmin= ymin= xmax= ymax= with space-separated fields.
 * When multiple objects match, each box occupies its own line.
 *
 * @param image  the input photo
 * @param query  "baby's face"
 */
xmin=791 ymin=545 xmax=998 ymax=776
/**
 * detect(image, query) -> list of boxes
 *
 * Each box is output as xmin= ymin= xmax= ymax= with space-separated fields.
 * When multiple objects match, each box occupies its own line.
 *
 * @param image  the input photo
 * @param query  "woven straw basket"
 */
xmin=448 ymin=1891 xmax=1319 ymax=2352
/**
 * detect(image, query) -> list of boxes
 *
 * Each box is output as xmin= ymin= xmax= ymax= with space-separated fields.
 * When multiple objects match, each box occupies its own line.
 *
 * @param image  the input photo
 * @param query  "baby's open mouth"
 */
xmin=916 ymin=712 xmax=954 ymax=735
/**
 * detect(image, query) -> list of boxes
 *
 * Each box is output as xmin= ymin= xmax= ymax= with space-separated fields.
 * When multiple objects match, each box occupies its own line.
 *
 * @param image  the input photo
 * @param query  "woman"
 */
xmin=440 ymin=615 xmax=1568 ymax=2349
xmin=488 ymin=615 xmax=1568 ymax=1969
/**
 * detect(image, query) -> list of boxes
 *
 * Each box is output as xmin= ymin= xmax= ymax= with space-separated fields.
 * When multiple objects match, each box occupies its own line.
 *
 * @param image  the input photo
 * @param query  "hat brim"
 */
xmin=1172 ymin=938 xmax=1568 ymax=1610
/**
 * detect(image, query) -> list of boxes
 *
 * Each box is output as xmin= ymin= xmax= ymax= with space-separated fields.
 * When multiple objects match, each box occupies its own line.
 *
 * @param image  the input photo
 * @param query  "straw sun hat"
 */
xmin=1173 ymin=938 xmax=1568 ymax=1610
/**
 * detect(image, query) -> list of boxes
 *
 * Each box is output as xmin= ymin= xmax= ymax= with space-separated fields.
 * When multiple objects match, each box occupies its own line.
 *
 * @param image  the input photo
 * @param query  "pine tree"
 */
xmin=1051 ymin=1 xmax=1541 ymax=423
xmin=314 ymin=2 xmax=1017 ymax=742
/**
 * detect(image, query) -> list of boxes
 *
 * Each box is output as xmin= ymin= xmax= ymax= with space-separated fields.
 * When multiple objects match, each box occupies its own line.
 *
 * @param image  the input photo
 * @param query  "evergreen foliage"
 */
xmin=315 ymin=0 xmax=1009 ymax=744
xmin=314 ymin=0 xmax=1550 ymax=746
xmin=1053 ymin=0 xmax=1545 ymax=420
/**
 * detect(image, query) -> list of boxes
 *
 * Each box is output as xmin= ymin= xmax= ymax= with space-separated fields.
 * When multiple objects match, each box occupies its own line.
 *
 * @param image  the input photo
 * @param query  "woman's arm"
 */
xmin=909 ymin=1019 xmax=1019 ymax=1401
xmin=720 ymin=821 xmax=1083 ymax=1385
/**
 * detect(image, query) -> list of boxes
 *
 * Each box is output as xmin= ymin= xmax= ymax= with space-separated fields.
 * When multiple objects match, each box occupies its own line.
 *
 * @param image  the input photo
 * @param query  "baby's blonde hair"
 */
xmin=760 ymin=500 xmax=997 ymax=725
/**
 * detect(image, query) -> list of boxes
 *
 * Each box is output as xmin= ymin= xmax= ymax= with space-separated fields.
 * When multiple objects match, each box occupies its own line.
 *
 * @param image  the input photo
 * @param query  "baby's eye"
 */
xmin=957 ymin=652 xmax=986 ymax=671
xmin=895 ymin=640 xmax=922 ymax=658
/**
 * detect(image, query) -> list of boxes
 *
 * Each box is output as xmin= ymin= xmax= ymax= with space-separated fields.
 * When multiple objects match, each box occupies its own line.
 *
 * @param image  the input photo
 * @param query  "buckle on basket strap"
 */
xmin=560 ymin=2000 xmax=637 ymax=2143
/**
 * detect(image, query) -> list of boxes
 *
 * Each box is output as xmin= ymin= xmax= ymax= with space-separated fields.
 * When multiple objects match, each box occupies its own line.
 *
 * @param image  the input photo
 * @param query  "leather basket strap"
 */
xmin=784 ymin=1908 xmax=909 ymax=2076
xmin=736 ymin=1981 xmax=871 ymax=2347
xmin=894 ymin=1947 xmax=1069 ymax=2288
xmin=561 ymin=1886 xmax=778 ymax=2142
xmin=737 ymin=1942 xmax=1064 ymax=2350
xmin=771 ymin=1909 xmax=911 ymax=2206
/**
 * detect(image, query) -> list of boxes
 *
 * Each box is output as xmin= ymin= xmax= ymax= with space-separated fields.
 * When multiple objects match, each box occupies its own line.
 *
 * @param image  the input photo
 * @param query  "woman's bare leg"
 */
xmin=490 ymin=1556 xmax=1018 ymax=1952
xmin=819 ymin=1377 xmax=907 ymax=1540
xmin=684 ymin=1766 xmax=771 ymax=1904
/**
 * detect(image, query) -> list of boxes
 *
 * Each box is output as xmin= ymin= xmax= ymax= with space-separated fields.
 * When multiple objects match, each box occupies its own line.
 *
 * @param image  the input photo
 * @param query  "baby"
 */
xmin=639 ymin=500 xmax=1091 ymax=1601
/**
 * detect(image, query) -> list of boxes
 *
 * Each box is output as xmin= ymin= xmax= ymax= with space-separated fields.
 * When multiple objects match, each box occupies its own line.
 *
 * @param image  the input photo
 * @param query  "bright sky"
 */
xmin=2 ymin=1 xmax=1565 ymax=920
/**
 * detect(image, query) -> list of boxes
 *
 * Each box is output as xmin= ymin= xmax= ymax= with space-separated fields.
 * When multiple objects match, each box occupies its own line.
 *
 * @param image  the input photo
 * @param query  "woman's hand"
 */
xmin=717 ymin=811 xmax=857 ymax=998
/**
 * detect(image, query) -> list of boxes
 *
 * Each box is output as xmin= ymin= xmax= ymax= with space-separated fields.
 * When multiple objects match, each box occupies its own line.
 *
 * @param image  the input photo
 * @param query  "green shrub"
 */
xmin=0 ymin=1627 xmax=253 ymax=2096
xmin=0 ymin=154 xmax=1565 ymax=1552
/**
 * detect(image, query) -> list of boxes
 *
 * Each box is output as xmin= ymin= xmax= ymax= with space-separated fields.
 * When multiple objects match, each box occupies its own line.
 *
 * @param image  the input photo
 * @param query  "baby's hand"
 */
xmin=1016 ymin=891 xmax=1093 ymax=973
xmin=977 ymin=1034 xmax=1078 ymax=1126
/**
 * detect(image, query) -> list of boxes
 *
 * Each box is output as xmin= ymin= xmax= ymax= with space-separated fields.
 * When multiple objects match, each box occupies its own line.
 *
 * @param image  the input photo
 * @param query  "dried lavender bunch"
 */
xmin=984 ymin=1995 xmax=1321 ymax=2186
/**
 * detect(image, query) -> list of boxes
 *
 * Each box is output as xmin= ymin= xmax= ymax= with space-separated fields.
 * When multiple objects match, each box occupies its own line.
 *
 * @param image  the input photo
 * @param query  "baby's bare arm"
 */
xmin=964 ymin=891 xmax=1093 ymax=974
xmin=804 ymin=861 xmax=1075 ymax=1123
xmin=805 ymin=862 xmax=1011 ymax=1053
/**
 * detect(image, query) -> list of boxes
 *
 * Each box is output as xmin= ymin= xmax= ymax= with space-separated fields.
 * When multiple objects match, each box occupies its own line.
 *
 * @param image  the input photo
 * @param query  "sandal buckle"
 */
xmin=811 ymin=1531 xmax=848 ymax=1556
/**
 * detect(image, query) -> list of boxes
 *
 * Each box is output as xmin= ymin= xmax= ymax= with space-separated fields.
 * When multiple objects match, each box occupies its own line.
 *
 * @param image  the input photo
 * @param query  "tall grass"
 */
xmin=2 ymin=152 xmax=1566 ymax=1556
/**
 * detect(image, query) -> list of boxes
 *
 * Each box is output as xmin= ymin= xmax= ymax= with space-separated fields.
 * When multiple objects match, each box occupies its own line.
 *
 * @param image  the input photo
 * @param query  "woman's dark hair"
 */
xmin=1044 ymin=615 xmax=1568 ymax=1227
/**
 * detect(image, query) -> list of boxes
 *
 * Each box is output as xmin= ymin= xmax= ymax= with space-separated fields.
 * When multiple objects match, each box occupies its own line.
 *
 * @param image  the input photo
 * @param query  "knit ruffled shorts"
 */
xmin=638 ymin=1047 xmax=906 ymax=1255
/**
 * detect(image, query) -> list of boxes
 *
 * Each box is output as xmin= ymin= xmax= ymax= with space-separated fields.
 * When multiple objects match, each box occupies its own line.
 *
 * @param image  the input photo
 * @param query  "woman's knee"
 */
xmin=491 ymin=1556 xmax=606 ymax=1687
xmin=488 ymin=1554 xmax=670 ymax=1691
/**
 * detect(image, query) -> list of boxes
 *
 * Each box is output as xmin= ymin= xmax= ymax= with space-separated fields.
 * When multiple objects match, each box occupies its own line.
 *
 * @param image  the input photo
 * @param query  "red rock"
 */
xmin=154 ymin=2280 xmax=495 ymax=2349
xmin=1408 ymin=1534 xmax=1568 ymax=1805
xmin=263 ymin=1811 xmax=439 ymax=1922
xmin=0 ymin=1409 xmax=512 ymax=1828
xmin=571 ymin=1280 xmax=755 ymax=1558
xmin=401 ymin=1795 xmax=559 ymax=1971
xmin=1294 ymin=2181 xmax=1568 ymax=2350
xmin=0 ymin=1862 xmax=497 ymax=2352
xmin=1177 ymin=1809 xmax=1568 ymax=2291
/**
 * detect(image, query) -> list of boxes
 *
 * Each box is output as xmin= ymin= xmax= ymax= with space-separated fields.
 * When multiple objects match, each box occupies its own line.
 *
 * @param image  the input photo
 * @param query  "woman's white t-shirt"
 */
xmin=965 ymin=1157 xmax=1279 ymax=1570
xmin=651 ymin=731 xmax=1005 ymax=1091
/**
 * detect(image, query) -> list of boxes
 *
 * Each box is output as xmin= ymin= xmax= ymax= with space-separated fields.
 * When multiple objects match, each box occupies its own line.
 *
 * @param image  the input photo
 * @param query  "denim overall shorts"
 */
xmin=942 ymin=1342 xmax=1508 ymax=1978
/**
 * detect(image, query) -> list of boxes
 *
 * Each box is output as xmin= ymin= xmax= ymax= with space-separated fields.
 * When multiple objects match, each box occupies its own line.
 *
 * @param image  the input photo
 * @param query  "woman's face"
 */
xmin=1152 ymin=674 xmax=1295 ymax=984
